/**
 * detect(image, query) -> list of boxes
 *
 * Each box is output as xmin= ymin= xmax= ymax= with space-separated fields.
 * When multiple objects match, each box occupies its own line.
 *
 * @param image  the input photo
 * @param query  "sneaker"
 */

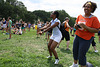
xmin=70 ymin=63 xmax=79 ymax=67
xmin=47 ymin=56 xmax=52 ymax=58
xmin=66 ymin=48 xmax=70 ymax=50
xmin=54 ymin=59 xmax=59 ymax=64
xmin=95 ymin=50 xmax=98 ymax=53
xmin=3 ymin=33 xmax=5 ymax=35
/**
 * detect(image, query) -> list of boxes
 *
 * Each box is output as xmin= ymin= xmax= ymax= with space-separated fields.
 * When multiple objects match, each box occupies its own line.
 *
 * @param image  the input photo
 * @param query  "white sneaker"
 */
xmin=70 ymin=63 xmax=79 ymax=67
xmin=54 ymin=59 xmax=59 ymax=64
xmin=95 ymin=50 xmax=98 ymax=53
xmin=47 ymin=56 xmax=52 ymax=58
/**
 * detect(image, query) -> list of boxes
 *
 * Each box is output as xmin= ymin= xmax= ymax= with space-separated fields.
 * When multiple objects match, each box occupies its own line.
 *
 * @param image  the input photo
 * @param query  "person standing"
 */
xmin=28 ymin=22 xmax=31 ymax=31
xmin=8 ymin=17 xmax=12 ymax=39
xmin=39 ymin=11 xmax=62 ymax=64
xmin=37 ymin=21 xmax=42 ymax=37
xmin=57 ymin=17 xmax=71 ymax=50
xmin=2 ymin=18 xmax=6 ymax=33
xmin=21 ymin=21 xmax=25 ymax=33
xmin=70 ymin=1 xmax=99 ymax=67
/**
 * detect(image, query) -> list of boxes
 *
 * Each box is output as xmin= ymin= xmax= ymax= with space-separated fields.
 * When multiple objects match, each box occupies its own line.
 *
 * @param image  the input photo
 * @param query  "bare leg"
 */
xmin=37 ymin=28 xmax=39 ymax=37
xmin=93 ymin=46 xmax=96 ymax=51
xmin=48 ymin=39 xmax=53 ymax=56
xmin=29 ymin=28 xmax=30 ymax=31
xmin=74 ymin=60 xmax=78 ymax=64
xmin=6 ymin=28 xmax=8 ymax=33
xmin=9 ymin=34 xmax=11 ymax=39
xmin=47 ymin=34 xmax=50 ymax=42
xmin=50 ymin=41 xmax=58 ymax=59
xmin=57 ymin=40 xmax=62 ymax=48
xmin=2 ymin=28 xmax=4 ymax=32
xmin=67 ymin=40 xmax=70 ymax=49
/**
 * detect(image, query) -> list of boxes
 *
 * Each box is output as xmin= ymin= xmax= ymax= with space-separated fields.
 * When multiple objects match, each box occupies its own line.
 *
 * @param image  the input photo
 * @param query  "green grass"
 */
xmin=0 ymin=29 xmax=100 ymax=67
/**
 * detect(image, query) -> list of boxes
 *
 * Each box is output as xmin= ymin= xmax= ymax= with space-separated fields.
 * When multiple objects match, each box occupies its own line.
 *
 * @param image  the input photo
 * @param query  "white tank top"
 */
xmin=37 ymin=23 xmax=41 ymax=28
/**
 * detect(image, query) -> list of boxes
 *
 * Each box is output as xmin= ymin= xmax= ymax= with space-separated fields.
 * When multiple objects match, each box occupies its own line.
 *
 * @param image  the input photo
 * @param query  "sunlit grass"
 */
xmin=0 ymin=29 xmax=100 ymax=67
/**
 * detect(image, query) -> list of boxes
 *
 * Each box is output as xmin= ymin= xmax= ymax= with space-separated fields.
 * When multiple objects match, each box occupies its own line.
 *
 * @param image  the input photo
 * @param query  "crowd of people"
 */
xmin=0 ymin=1 xmax=100 ymax=67
xmin=0 ymin=17 xmax=36 ymax=39
xmin=0 ymin=17 xmax=12 ymax=39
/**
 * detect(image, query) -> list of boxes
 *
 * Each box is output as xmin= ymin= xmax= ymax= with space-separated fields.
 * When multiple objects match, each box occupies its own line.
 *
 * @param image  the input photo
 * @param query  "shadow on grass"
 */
xmin=47 ymin=59 xmax=63 ymax=67
xmin=59 ymin=48 xmax=72 ymax=54
xmin=88 ymin=51 xmax=100 ymax=56
xmin=36 ymin=37 xmax=40 ymax=39
xmin=2 ymin=38 xmax=10 ymax=41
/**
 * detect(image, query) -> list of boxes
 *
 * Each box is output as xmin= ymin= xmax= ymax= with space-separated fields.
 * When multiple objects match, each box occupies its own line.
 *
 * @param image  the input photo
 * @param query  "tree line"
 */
xmin=0 ymin=0 xmax=76 ymax=26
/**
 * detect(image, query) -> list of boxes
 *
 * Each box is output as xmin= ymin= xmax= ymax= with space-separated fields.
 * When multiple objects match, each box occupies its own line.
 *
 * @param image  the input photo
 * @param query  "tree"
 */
xmin=0 ymin=0 xmax=76 ymax=25
xmin=33 ymin=10 xmax=51 ymax=23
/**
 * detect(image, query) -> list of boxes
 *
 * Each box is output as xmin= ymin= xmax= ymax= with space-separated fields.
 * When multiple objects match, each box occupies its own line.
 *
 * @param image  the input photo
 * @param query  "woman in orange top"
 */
xmin=70 ymin=1 xmax=99 ymax=67
xmin=57 ymin=17 xmax=71 ymax=50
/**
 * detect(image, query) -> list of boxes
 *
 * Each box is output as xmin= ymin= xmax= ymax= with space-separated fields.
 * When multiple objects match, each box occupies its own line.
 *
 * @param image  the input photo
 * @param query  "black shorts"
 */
xmin=61 ymin=30 xmax=70 ymax=41
xmin=91 ymin=38 xmax=96 ymax=46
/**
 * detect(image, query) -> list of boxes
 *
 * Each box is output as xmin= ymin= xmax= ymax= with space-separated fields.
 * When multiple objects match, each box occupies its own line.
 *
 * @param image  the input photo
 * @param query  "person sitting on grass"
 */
xmin=18 ymin=27 xmax=22 ymax=35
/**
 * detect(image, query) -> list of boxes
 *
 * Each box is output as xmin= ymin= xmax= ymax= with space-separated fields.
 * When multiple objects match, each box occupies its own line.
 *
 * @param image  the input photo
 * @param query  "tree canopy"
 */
xmin=0 ymin=0 xmax=76 ymax=26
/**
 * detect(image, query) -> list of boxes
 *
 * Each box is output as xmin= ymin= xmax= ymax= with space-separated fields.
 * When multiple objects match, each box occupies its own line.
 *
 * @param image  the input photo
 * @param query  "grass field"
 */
xmin=0 ymin=29 xmax=100 ymax=67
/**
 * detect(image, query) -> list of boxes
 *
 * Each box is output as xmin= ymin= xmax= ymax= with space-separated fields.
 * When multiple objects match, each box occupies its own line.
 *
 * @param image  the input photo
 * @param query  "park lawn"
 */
xmin=0 ymin=29 xmax=100 ymax=67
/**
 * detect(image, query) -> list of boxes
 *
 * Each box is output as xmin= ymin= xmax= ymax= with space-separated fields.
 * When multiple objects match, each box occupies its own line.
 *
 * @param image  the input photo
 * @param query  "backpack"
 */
xmin=57 ymin=23 xmax=67 ymax=35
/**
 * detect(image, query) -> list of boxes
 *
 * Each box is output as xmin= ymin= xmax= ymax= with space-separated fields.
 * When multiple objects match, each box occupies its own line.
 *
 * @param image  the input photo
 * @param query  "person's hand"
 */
xmin=79 ymin=23 xmax=86 ymax=28
xmin=38 ymin=31 xmax=43 ymax=35
xmin=74 ymin=24 xmax=78 ymax=30
xmin=39 ymin=27 xmax=45 ymax=30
